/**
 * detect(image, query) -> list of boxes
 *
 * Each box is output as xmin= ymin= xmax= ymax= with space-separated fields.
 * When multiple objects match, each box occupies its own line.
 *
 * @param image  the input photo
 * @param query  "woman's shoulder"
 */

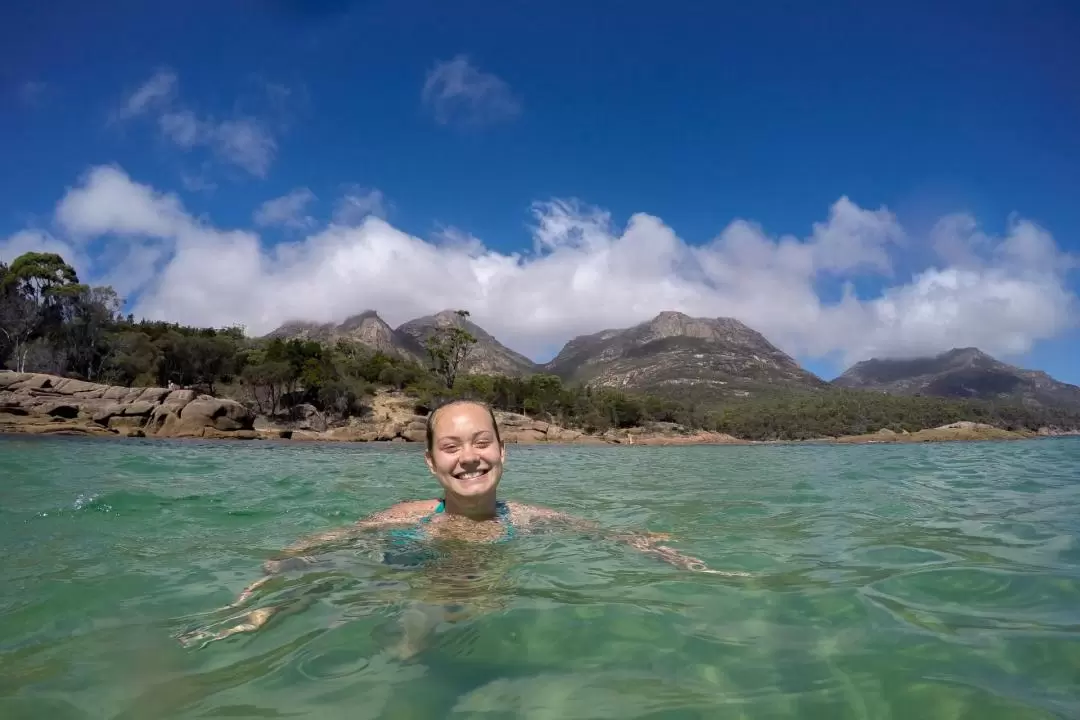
xmin=504 ymin=501 xmax=572 ymax=523
xmin=359 ymin=499 xmax=440 ymax=526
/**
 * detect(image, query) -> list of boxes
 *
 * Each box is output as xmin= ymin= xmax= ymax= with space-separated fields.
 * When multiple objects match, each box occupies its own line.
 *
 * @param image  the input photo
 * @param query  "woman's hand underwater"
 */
xmin=617 ymin=531 xmax=751 ymax=577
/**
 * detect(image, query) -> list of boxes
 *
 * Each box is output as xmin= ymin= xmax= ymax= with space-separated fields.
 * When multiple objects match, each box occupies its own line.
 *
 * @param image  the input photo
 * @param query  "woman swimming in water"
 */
xmin=181 ymin=399 xmax=743 ymax=647
xmin=269 ymin=399 xmax=728 ymax=569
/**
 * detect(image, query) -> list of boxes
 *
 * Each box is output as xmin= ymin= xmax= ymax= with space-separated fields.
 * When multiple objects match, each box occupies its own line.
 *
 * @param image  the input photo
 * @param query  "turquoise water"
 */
xmin=1 ymin=436 xmax=1079 ymax=719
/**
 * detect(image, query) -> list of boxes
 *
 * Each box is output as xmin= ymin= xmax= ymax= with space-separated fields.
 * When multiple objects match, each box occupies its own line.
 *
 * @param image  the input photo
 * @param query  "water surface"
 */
xmin=1 ymin=435 xmax=1078 ymax=718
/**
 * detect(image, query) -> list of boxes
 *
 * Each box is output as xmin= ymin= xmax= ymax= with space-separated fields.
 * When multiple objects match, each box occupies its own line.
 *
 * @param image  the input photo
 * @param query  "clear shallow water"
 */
xmin=1 ymin=436 xmax=1079 ymax=719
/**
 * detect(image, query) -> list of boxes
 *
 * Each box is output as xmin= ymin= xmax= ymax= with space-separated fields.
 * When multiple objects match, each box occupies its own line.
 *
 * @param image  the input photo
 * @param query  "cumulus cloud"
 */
xmin=56 ymin=165 xmax=188 ymax=238
xmin=2 ymin=165 xmax=1076 ymax=370
xmin=0 ymin=230 xmax=84 ymax=274
xmin=48 ymin=166 xmax=188 ymax=297
xmin=422 ymin=55 xmax=521 ymax=127
xmin=333 ymin=187 xmax=387 ymax=224
xmin=254 ymin=188 xmax=317 ymax=229
xmin=113 ymin=69 xmax=279 ymax=177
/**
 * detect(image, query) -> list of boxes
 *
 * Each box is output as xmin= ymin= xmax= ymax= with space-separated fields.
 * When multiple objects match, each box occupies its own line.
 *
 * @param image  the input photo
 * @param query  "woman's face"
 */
xmin=424 ymin=403 xmax=505 ymax=499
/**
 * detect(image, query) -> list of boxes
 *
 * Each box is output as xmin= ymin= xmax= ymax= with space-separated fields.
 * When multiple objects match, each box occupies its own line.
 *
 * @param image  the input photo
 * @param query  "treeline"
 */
xmin=707 ymin=390 xmax=1080 ymax=441
xmin=418 ymin=372 xmax=690 ymax=433
xmin=0 ymin=252 xmax=683 ymax=430
xmin=438 ymin=379 xmax=1080 ymax=440
xmin=3 ymin=251 xmax=1078 ymax=439
xmin=0 ymin=253 xmax=417 ymax=420
xmin=0 ymin=253 xmax=250 ymax=391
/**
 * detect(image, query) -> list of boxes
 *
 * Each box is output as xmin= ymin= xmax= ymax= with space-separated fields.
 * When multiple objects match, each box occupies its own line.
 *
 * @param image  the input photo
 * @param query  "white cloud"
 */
xmin=159 ymin=111 xmax=276 ymax=178
xmin=181 ymin=173 xmax=217 ymax=193
xmin=0 ymin=230 xmax=84 ymax=275
xmin=930 ymin=212 xmax=1077 ymax=276
xmin=4 ymin=165 xmax=1077 ymax=370
xmin=49 ymin=166 xmax=191 ymax=299
xmin=213 ymin=119 xmax=277 ymax=178
xmin=808 ymin=196 xmax=905 ymax=274
xmin=113 ymin=69 xmax=176 ymax=122
xmin=55 ymin=165 xmax=188 ymax=239
xmin=159 ymin=111 xmax=204 ymax=147
xmin=431 ymin=226 xmax=486 ymax=256
xmin=114 ymin=70 xmax=279 ymax=177
xmin=254 ymin=188 xmax=317 ymax=229
xmin=841 ymin=266 xmax=1076 ymax=361
xmin=333 ymin=187 xmax=387 ymax=224
xmin=422 ymin=55 xmax=521 ymax=127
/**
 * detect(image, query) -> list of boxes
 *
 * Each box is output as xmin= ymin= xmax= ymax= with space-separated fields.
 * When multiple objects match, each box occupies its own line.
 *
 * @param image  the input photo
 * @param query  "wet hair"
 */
xmin=425 ymin=399 xmax=502 ymax=451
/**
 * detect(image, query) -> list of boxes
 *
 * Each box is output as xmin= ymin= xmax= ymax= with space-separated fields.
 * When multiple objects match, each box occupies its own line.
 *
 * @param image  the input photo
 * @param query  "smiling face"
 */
xmin=424 ymin=402 xmax=505 ymax=500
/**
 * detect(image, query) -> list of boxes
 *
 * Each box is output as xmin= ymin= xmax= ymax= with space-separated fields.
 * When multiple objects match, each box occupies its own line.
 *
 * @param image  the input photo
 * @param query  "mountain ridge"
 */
xmin=542 ymin=310 xmax=827 ymax=401
xmin=265 ymin=310 xmax=425 ymax=361
xmin=265 ymin=310 xmax=1079 ymax=410
xmin=832 ymin=347 xmax=1080 ymax=409
xmin=393 ymin=310 xmax=540 ymax=378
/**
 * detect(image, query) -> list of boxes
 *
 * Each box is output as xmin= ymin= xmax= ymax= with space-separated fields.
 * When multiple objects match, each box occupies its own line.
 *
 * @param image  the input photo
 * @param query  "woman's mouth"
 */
xmin=454 ymin=469 xmax=488 ymax=481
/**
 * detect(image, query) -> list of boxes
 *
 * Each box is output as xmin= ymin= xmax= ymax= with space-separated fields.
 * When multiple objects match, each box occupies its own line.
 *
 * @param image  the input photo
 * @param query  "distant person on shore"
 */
xmin=179 ymin=399 xmax=745 ymax=649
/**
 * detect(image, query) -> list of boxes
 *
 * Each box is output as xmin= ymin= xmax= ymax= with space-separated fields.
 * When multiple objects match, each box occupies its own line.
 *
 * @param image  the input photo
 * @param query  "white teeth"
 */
xmin=457 ymin=470 xmax=486 ymax=480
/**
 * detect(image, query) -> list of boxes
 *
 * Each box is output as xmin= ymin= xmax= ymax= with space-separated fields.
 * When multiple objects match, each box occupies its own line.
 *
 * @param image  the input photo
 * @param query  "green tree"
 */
xmin=0 ymin=252 xmax=83 ymax=372
xmin=103 ymin=331 xmax=162 ymax=386
xmin=241 ymin=360 xmax=293 ymax=415
xmin=0 ymin=261 xmax=20 ymax=366
xmin=424 ymin=309 xmax=477 ymax=389
xmin=54 ymin=285 xmax=122 ymax=380
xmin=524 ymin=373 xmax=563 ymax=418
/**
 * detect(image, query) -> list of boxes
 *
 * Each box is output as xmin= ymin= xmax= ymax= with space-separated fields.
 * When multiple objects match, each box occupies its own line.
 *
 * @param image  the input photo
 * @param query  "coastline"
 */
xmin=2 ymin=370 xmax=1072 ymax=447
xmin=2 ymin=423 xmax=1065 ymax=447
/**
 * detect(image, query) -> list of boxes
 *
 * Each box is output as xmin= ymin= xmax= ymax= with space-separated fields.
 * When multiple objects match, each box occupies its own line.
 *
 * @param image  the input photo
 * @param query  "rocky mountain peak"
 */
xmin=337 ymin=310 xmax=384 ymax=331
xmin=935 ymin=347 xmax=986 ymax=363
xmin=645 ymin=311 xmax=700 ymax=337
xmin=643 ymin=311 xmax=755 ymax=342
xmin=432 ymin=309 xmax=466 ymax=324
xmin=395 ymin=311 xmax=537 ymax=377
xmin=544 ymin=311 xmax=824 ymax=401
xmin=833 ymin=347 xmax=1080 ymax=409
xmin=335 ymin=312 xmax=403 ymax=351
xmin=264 ymin=311 xmax=423 ymax=360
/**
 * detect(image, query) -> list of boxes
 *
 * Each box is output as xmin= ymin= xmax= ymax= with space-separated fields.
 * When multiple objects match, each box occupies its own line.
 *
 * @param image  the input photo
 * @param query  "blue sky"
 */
xmin=2 ymin=0 xmax=1078 ymax=382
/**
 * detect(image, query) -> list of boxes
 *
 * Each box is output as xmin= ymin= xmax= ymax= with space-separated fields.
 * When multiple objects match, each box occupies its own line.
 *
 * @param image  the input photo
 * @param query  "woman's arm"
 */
xmin=178 ymin=501 xmax=439 ymax=647
xmin=515 ymin=504 xmax=750 ymax=577
xmin=262 ymin=499 xmax=439 ymax=572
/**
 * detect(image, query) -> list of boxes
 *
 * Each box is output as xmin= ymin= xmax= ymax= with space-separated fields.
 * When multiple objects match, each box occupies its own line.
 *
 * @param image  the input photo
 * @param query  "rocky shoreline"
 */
xmin=0 ymin=371 xmax=258 ymax=440
xmin=0 ymin=371 xmax=1067 ymax=447
xmin=0 ymin=371 xmax=746 ymax=446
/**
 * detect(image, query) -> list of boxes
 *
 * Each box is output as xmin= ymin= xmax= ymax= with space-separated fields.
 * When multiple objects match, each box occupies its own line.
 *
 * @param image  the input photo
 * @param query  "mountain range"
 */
xmin=267 ymin=309 xmax=537 ymax=376
xmin=542 ymin=311 xmax=825 ymax=401
xmin=396 ymin=311 xmax=537 ymax=377
xmin=833 ymin=347 xmax=1080 ymax=409
xmin=266 ymin=310 xmax=1080 ymax=409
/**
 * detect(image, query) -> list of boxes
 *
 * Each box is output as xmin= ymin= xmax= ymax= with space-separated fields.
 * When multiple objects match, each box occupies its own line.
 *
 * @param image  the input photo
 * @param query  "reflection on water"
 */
xmin=1 ymin=436 xmax=1079 ymax=718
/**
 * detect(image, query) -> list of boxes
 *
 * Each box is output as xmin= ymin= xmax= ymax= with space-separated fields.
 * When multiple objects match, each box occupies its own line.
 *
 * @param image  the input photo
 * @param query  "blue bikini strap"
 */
xmin=416 ymin=498 xmax=445 ymax=527
xmin=417 ymin=498 xmax=513 ymax=535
